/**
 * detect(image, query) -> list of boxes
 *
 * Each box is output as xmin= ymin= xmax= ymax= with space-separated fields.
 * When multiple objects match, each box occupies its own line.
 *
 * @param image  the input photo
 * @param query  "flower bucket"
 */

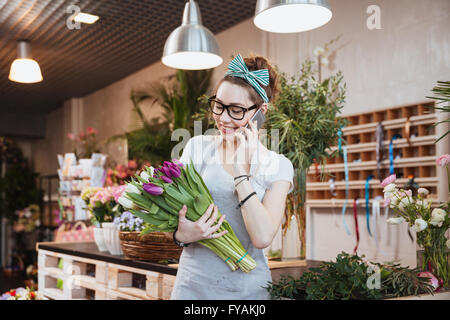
xmin=102 ymin=222 xmax=123 ymax=255
xmin=93 ymin=227 xmax=108 ymax=252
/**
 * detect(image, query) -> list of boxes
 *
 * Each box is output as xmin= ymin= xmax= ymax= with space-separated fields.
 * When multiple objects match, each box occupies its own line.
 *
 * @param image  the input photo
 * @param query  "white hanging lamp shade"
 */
xmin=9 ymin=40 xmax=43 ymax=83
xmin=254 ymin=0 xmax=332 ymax=33
xmin=162 ymin=0 xmax=222 ymax=70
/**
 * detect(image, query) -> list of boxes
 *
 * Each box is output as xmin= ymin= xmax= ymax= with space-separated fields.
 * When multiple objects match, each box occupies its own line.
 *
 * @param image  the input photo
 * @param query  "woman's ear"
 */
xmin=261 ymin=103 xmax=268 ymax=114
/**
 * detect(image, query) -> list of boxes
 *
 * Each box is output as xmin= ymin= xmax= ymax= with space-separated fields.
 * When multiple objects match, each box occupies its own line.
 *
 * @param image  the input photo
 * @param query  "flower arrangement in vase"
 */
xmin=383 ymin=154 xmax=450 ymax=289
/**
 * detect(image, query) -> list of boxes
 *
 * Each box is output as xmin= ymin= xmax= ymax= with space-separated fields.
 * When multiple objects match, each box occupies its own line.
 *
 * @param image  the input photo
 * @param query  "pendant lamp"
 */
xmin=254 ymin=0 xmax=332 ymax=33
xmin=9 ymin=40 xmax=43 ymax=83
xmin=162 ymin=0 xmax=222 ymax=70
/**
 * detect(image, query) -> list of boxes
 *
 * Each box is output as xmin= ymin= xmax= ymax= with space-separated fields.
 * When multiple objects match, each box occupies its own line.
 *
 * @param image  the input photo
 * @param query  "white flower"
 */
xmin=418 ymin=188 xmax=429 ymax=196
xmin=412 ymin=219 xmax=428 ymax=232
xmin=125 ymin=183 xmax=141 ymax=195
xmin=447 ymin=239 xmax=450 ymax=249
xmin=140 ymin=171 xmax=150 ymax=182
xmin=431 ymin=208 xmax=446 ymax=220
xmin=321 ymin=57 xmax=329 ymax=66
xmin=313 ymin=46 xmax=325 ymax=57
xmin=430 ymin=208 xmax=446 ymax=227
xmin=383 ymin=183 xmax=397 ymax=194
xmin=118 ymin=196 xmax=133 ymax=209
xmin=398 ymin=196 xmax=413 ymax=210
xmin=387 ymin=217 xmax=405 ymax=225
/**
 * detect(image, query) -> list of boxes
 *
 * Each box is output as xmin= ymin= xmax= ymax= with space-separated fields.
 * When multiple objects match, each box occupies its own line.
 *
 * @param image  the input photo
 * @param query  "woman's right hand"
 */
xmin=175 ymin=203 xmax=228 ymax=244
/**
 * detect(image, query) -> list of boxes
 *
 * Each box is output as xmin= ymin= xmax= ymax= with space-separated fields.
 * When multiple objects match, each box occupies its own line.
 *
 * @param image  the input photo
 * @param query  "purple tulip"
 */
xmin=160 ymin=166 xmax=172 ymax=178
xmin=172 ymin=158 xmax=184 ymax=168
xmin=168 ymin=165 xmax=181 ymax=178
xmin=161 ymin=175 xmax=173 ymax=184
xmin=143 ymin=183 xmax=164 ymax=196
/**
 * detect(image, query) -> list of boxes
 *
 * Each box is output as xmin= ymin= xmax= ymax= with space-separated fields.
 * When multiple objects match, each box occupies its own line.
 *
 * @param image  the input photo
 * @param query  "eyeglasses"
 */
xmin=208 ymin=95 xmax=258 ymax=120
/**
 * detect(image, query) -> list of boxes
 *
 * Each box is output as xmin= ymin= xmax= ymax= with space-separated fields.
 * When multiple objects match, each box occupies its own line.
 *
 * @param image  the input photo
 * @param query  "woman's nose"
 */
xmin=219 ymin=108 xmax=232 ymax=122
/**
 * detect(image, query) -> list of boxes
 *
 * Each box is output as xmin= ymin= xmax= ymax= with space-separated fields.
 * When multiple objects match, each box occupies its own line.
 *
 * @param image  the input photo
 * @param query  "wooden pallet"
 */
xmin=37 ymin=248 xmax=175 ymax=300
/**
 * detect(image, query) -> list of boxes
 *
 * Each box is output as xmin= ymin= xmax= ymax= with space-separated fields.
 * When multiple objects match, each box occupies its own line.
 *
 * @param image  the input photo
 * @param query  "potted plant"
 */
xmin=81 ymin=186 xmax=125 ymax=253
xmin=265 ymin=252 xmax=437 ymax=300
xmin=67 ymin=127 xmax=101 ymax=159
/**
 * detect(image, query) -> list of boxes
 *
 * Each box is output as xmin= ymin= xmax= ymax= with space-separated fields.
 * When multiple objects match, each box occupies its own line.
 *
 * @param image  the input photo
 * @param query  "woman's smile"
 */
xmin=218 ymin=123 xmax=239 ymax=135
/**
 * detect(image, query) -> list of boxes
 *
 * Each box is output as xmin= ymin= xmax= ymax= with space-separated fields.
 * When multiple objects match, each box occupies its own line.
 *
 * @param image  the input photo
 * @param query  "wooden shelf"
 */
xmin=306 ymin=102 xmax=444 ymax=206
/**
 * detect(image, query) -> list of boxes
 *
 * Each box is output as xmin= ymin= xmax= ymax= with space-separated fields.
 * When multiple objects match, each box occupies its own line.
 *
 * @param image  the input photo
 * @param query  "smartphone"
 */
xmin=245 ymin=109 xmax=265 ymax=131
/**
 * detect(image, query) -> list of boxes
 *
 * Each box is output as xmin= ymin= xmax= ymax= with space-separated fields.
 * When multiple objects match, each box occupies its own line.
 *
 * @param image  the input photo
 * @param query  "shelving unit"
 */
xmin=306 ymin=101 xmax=448 ymax=205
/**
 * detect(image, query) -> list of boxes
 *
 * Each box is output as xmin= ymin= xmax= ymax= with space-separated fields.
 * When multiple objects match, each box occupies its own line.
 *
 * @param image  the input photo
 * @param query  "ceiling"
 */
xmin=0 ymin=0 xmax=257 ymax=117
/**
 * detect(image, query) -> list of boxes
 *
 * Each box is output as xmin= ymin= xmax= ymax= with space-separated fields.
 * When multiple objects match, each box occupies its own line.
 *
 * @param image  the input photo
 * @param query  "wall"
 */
xmin=30 ymin=0 xmax=450 ymax=266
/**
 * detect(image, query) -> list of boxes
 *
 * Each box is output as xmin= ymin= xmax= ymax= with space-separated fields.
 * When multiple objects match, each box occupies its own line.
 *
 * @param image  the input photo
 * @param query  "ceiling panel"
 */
xmin=0 ymin=0 xmax=256 ymax=115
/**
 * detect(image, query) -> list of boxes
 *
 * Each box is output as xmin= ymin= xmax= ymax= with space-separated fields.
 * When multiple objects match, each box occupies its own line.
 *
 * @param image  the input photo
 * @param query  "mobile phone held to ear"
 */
xmin=245 ymin=109 xmax=265 ymax=131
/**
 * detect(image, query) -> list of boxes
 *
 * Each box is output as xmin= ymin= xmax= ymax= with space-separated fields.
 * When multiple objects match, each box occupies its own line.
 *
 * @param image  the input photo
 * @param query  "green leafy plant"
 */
xmin=426 ymin=80 xmax=450 ymax=143
xmin=266 ymin=252 xmax=435 ymax=300
xmin=265 ymin=59 xmax=348 ymax=257
xmin=107 ymin=69 xmax=212 ymax=165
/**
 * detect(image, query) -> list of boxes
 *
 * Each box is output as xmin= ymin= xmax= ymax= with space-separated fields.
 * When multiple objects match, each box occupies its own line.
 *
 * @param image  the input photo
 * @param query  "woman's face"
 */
xmin=213 ymin=81 xmax=266 ymax=139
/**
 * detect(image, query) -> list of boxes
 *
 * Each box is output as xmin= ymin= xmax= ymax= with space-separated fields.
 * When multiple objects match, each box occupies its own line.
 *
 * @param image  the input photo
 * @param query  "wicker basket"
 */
xmin=119 ymin=231 xmax=182 ymax=262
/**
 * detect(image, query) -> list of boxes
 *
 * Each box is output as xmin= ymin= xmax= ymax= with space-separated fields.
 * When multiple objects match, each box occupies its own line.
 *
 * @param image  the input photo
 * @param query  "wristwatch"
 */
xmin=173 ymin=228 xmax=190 ymax=247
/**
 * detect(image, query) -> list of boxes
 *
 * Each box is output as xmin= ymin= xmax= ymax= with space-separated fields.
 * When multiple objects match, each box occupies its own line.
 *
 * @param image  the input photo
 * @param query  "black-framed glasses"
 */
xmin=208 ymin=95 xmax=259 ymax=120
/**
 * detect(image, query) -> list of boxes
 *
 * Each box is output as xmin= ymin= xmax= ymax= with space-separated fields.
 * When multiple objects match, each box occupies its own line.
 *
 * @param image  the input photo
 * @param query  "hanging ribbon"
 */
xmin=341 ymin=145 xmax=352 ymax=236
xmin=372 ymin=196 xmax=386 ymax=256
xmin=353 ymin=197 xmax=360 ymax=254
xmin=375 ymin=122 xmax=384 ymax=182
xmin=389 ymin=134 xmax=401 ymax=175
xmin=328 ymin=178 xmax=336 ymax=197
xmin=365 ymin=175 xmax=374 ymax=237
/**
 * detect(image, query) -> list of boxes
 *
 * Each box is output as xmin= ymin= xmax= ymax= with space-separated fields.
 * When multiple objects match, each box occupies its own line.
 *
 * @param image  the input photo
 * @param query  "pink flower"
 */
xmin=67 ymin=133 xmax=76 ymax=141
xmin=381 ymin=174 xmax=396 ymax=187
xmin=86 ymin=127 xmax=96 ymax=135
xmin=128 ymin=160 xmax=138 ymax=170
xmin=417 ymin=272 xmax=439 ymax=291
xmin=436 ymin=154 xmax=450 ymax=167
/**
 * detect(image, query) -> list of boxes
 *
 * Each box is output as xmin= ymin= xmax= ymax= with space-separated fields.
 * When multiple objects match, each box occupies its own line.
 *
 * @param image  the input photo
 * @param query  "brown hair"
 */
xmin=213 ymin=53 xmax=279 ymax=106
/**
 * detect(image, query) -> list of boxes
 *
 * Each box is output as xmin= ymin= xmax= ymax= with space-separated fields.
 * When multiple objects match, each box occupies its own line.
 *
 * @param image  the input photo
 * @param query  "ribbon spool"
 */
xmin=365 ymin=175 xmax=374 ymax=237
xmin=389 ymin=134 xmax=402 ymax=175
xmin=353 ymin=197 xmax=360 ymax=254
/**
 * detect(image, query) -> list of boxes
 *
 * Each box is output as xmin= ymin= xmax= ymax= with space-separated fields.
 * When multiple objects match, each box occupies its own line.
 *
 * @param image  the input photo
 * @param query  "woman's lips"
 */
xmin=220 ymin=125 xmax=238 ymax=134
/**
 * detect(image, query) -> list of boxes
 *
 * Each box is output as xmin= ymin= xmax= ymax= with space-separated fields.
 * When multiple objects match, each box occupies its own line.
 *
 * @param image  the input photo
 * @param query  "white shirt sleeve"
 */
xmin=260 ymin=153 xmax=295 ymax=194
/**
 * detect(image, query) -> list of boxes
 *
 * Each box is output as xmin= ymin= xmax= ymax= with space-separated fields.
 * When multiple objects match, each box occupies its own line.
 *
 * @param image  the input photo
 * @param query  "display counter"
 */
xmin=37 ymin=241 xmax=318 ymax=300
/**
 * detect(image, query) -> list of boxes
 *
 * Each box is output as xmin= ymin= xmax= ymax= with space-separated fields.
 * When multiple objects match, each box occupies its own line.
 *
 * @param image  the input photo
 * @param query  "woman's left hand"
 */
xmin=232 ymin=119 xmax=260 ymax=175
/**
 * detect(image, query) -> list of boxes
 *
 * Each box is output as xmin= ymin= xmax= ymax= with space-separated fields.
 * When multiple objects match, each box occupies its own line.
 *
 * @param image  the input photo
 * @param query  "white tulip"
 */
xmin=412 ymin=219 xmax=427 ymax=232
xmin=125 ymin=183 xmax=141 ymax=194
xmin=387 ymin=217 xmax=405 ymax=225
xmin=418 ymin=188 xmax=429 ymax=196
xmin=118 ymin=196 xmax=133 ymax=209
xmin=140 ymin=171 xmax=150 ymax=182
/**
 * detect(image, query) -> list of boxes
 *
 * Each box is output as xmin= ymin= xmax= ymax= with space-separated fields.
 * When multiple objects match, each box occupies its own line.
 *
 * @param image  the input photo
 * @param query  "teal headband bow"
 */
xmin=224 ymin=54 xmax=270 ymax=103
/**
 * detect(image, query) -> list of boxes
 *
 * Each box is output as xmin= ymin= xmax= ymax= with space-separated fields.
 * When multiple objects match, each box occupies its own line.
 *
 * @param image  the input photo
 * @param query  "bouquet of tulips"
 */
xmin=117 ymin=159 xmax=256 ymax=273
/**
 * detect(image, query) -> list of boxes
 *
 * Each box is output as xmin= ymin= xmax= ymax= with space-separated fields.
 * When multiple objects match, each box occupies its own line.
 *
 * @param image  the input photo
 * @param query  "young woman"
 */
xmin=170 ymin=54 xmax=294 ymax=300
